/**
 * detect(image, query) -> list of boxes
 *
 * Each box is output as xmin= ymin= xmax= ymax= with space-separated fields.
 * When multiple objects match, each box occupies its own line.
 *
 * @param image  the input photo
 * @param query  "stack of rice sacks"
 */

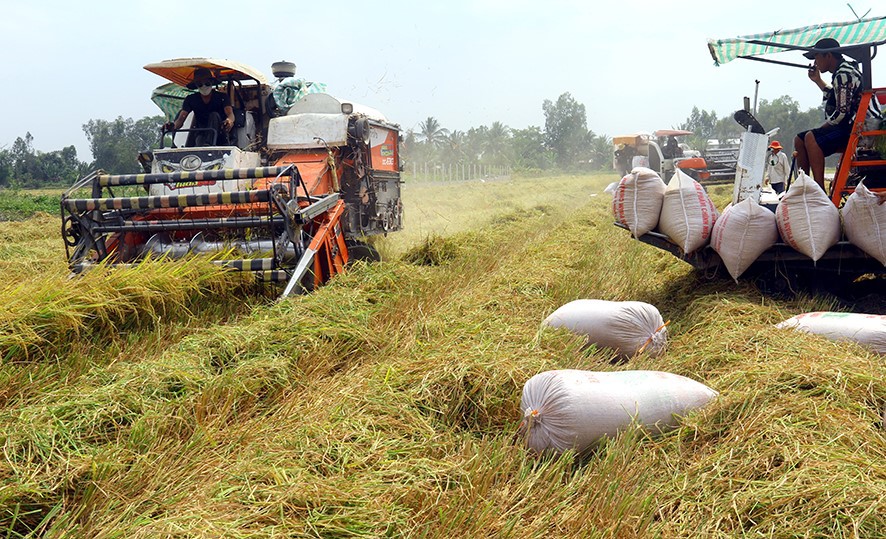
xmin=658 ymin=169 xmax=719 ymax=253
xmin=775 ymin=171 xmax=840 ymax=262
xmin=612 ymin=167 xmax=666 ymax=237
xmin=842 ymin=181 xmax=886 ymax=266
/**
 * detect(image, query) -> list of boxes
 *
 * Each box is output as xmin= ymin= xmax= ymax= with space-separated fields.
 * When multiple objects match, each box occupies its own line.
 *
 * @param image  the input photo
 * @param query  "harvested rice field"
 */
xmin=0 ymin=174 xmax=883 ymax=538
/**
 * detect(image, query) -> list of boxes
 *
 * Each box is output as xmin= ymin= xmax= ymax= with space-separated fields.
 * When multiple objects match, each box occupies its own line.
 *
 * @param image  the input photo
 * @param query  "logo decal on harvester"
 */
xmin=159 ymin=154 xmax=223 ymax=190
xmin=180 ymin=155 xmax=203 ymax=170
xmin=380 ymin=145 xmax=394 ymax=157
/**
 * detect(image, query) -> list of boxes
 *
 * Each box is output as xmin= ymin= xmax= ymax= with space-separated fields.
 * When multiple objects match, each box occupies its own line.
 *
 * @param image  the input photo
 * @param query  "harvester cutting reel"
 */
xmin=60 ymin=165 xmax=350 ymax=297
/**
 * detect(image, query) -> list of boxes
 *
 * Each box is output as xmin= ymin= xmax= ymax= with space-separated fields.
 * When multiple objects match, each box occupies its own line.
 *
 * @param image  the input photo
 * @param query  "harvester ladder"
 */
xmin=830 ymin=87 xmax=886 ymax=205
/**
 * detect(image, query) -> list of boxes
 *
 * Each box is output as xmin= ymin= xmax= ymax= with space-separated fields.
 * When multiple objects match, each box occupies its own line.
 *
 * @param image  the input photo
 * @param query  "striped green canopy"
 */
xmin=708 ymin=16 xmax=886 ymax=65
xmin=151 ymin=83 xmax=194 ymax=121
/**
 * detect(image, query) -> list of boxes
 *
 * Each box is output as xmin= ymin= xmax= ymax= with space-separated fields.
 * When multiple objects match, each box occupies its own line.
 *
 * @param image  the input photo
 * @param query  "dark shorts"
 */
xmin=797 ymin=122 xmax=852 ymax=156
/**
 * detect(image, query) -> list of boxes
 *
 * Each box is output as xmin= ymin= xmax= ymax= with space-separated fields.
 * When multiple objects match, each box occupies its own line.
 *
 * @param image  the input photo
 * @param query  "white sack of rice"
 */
xmin=543 ymin=299 xmax=668 ymax=358
xmin=658 ymin=169 xmax=720 ymax=253
xmin=710 ymin=197 xmax=779 ymax=280
xmin=776 ymin=312 xmax=886 ymax=355
xmin=611 ymin=167 xmax=666 ymax=237
xmin=775 ymin=171 xmax=840 ymax=261
xmin=519 ymin=369 xmax=718 ymax=454
xmin=841 ymin=182 xmax=886 ymax=266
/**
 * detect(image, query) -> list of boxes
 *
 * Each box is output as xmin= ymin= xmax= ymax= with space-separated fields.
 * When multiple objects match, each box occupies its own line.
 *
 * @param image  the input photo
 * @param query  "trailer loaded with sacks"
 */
xmin=61 ymin=58 xmax=402 ymax=297
xmin=614 ymin=18 xmax=886 ymax=296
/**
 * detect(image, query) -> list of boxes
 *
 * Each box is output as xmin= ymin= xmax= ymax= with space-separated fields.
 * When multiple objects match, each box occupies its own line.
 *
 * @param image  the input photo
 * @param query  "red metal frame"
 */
xmin=830 ymin=87 xmax=886 ymax=205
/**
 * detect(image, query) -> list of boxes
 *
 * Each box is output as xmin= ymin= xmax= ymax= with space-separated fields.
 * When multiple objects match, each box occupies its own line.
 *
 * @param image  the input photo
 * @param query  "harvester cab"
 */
xmin=613 ymin=131 xmax=710 ymax=182
xmin=648 ymin=129 xmax=710 ymax=183
xmin=61 ymin=58 xmax=403 ymax=297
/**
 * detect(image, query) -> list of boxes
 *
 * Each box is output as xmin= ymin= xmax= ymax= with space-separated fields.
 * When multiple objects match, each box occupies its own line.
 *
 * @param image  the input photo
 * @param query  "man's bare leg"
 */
xmin=804 ymin=131 xmax=826 ymax=190
xmin=794 ymin=134 xmax=809 ymax=175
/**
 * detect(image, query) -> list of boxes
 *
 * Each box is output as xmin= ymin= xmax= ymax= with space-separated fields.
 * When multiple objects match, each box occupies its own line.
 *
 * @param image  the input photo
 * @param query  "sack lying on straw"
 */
xmin=543 ymin=299 xmax=668 ymax=358
xmin=776 ymin=311 xmax=886 ymax=355
xmin=519 ymin=369 xmax=718 ymax=454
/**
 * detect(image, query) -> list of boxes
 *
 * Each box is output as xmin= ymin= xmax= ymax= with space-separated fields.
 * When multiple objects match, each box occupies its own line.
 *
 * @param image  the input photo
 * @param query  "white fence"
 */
xmin=408 ymin=163 xmax=512 ymax=182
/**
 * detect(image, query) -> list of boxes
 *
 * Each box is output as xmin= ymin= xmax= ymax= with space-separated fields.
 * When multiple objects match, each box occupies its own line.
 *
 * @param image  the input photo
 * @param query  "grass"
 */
xmin=0 ymin=190 xmax=61 ymax=221
xmin=0 ymin=173 xmax=883 ymax=537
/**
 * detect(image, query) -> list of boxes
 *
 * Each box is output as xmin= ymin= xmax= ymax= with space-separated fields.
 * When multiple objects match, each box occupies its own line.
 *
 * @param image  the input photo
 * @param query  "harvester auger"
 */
xmin=61 ymin=58 xmax=403 ymax=297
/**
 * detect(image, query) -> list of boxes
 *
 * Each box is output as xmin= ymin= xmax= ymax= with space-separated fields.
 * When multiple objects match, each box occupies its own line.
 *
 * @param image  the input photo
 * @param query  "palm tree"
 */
xmin=418 ymin=117 xmax=450 ymax=148
xmin=484 ymin=121 xmax=511 ymax=164
xmin=442 ymin=130 xmax=467 ymax=163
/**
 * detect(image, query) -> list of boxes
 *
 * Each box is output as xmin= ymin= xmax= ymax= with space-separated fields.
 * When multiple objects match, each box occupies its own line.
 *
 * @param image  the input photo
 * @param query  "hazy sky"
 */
xmin=0 ymin=0 xmax=875 ymax=161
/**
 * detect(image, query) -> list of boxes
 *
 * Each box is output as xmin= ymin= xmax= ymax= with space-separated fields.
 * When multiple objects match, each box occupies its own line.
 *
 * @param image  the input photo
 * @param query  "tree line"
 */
xmin=0 ymin=116 xmax=163 ymax=188
xmin=0 ymin=94 xmax=825 ymax=188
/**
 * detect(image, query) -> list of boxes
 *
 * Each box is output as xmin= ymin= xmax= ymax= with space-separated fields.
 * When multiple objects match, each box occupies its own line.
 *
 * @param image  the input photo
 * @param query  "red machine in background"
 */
xmin=613 ymin=130 xmax=711 ymax=182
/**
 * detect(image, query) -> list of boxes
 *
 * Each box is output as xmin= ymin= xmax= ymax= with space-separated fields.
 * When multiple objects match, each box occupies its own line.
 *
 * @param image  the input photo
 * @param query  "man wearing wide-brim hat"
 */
xmin=794 ymin=38 xmax=882 ymax=192
xmin=163 ymin=67 xmax=235 ymax=146
xmin=765 ymin=140 xmax=789 ymax=194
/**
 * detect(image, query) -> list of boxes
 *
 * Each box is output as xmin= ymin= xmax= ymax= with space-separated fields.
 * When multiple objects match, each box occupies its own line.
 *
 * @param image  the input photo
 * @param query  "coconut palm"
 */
xmin=418 ymin=117 xmax=450 ymax=148
xmin=441 ymin=130 xmax=467 ymax=163
xmin=484 ymin=121 xmax=511 ymax=164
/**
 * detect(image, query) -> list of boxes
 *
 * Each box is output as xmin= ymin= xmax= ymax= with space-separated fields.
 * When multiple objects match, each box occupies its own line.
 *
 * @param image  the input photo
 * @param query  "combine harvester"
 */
xmin=613 ymin=130 xmax=711 ymax=182
xmin=61 ymin=59 xmax=402 ymax=297
xmin=618 ymin=17 xmax=886 ymax=295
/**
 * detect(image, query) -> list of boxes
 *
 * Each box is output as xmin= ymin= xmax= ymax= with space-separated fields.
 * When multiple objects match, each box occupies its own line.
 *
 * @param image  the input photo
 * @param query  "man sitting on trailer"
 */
xmin=163 ymin=67 xmax=236 ymax=147
xmin=794 ymin=38 xmax=881 ymax=191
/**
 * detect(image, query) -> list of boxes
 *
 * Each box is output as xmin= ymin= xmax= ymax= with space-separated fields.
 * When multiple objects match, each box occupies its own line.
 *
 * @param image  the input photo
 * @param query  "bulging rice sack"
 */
xmin=775 ymin=171 xmax=840 ymax=261
xmin=711 ymin=197 xmax=779 ymax=280
xmin=658 ymin=169 xmax=719 ymax=253
xmin=543 ymin=299 xmax=668 ymax=358
xmin=612 ymin=167 xmax=667 ymax=237
xmin=519 ymin=369 xmax=718 ymax=454
xmin=776 ymin=312 xmax=886 ymax=355
xmin=842 ymin=182 xmax=886 ymax=266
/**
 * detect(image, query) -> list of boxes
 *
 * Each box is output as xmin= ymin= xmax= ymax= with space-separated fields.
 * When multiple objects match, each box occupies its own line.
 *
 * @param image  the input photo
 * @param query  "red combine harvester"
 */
xmin=613 ymin=130 xmax=711 ymax=182
xmin=61 ymin=58 xmax=402 ymax=297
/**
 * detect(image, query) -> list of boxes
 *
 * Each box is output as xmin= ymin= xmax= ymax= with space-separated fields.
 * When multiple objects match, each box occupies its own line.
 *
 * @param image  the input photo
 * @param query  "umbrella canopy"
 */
xmin=653 ymin=129 xmax=693 ymax=137
xmin=144 ymin=58 xmax=269 ymax=86
xmin=708 ymin=16 xmax=886 ymax=65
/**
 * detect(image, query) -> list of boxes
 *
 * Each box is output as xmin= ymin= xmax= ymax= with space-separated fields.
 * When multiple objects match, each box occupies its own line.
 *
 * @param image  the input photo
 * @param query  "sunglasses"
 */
xmin=197 ymin=81 xmax=214 ymax=88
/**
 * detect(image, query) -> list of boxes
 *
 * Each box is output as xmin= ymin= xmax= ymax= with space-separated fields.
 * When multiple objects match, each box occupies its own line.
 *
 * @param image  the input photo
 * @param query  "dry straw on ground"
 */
xmin=0 ymin=175 xmax=883 ymax=537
